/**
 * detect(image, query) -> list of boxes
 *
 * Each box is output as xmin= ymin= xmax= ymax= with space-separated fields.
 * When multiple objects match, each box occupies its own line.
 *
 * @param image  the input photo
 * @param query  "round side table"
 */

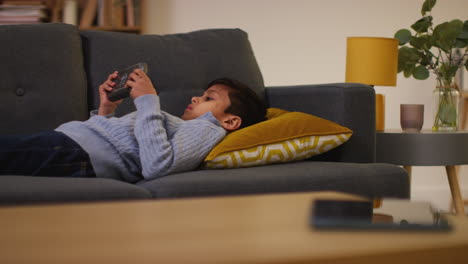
xmin=376 ymin=130 xmax=468 ymax=216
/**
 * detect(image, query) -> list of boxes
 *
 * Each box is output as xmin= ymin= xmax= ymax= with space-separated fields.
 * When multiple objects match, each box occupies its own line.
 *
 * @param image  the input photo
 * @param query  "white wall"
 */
xmin=142 ymin=0 xmax=468 ymax=211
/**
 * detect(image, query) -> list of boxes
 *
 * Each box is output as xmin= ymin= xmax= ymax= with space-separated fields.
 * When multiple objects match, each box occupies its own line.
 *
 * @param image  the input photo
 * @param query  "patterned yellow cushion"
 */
xmin=203 ymin=108 xmax=352 ymax=169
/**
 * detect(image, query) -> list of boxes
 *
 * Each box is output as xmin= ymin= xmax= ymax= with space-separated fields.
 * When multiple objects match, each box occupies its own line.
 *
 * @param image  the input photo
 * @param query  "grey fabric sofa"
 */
xmin=0 ymin=23 xmax=409 ymax=205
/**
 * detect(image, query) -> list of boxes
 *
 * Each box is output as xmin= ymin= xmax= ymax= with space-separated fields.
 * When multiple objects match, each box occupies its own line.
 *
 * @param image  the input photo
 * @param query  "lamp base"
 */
xmin=376 ymin=94 xmax=385 ymax=132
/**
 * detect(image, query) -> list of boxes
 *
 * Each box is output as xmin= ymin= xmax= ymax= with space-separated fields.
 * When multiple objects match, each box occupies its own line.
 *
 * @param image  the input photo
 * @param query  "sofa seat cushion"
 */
xmin=80 ymin=28 xmax=265 ymax=116
xmin=138 ymin=161 xmax=409 ymax=199
xmin=0 ymin=176 xmax=151 ymax=205
xmin=0 ymin=23 xmax=88 ymax=135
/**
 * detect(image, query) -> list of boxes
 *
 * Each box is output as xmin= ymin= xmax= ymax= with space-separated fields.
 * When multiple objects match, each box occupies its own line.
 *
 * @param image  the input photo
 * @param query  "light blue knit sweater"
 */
xmin=56 ymin=94 xmax=226 ymax=183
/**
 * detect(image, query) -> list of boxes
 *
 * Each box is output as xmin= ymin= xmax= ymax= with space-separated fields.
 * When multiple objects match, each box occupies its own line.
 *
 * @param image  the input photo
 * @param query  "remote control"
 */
xmin=107 ymin=62 xmax=148 ymax=102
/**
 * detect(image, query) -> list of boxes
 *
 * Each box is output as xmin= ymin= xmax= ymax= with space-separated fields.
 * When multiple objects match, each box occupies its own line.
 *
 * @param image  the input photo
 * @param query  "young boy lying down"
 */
xmin=0 ymin=69 xmax=267 ymax=182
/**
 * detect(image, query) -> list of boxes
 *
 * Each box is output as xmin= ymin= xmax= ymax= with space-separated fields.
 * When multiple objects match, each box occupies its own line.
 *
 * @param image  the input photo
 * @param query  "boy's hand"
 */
xmin=98 ymin=71 xmax=123 ymax=116
xmin=127 ymin=69 xmax=157 ymax=99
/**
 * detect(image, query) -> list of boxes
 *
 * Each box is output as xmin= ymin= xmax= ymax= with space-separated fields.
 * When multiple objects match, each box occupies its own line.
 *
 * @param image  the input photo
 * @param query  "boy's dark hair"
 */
xmin=207 ymin=78 xmax=267 ymax=129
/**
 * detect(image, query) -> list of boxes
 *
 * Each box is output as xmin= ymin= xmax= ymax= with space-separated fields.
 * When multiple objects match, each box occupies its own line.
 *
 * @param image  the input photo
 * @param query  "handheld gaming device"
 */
xmin=107 ymin=62 xmax=148 ymax=102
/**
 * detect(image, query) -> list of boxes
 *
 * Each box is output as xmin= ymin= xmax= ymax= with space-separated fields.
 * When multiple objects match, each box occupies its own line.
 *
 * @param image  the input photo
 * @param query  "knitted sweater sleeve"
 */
xmin=133 ymin=94 xmax=225 ymax=180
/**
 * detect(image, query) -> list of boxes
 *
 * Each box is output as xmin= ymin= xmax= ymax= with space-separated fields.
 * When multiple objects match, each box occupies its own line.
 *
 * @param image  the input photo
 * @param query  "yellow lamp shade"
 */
xmin=345 ymin=37 xmax=398 ymax=86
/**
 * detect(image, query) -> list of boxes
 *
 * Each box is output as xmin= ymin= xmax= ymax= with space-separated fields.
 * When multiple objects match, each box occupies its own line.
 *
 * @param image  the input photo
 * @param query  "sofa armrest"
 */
xmin=265 ymin=83 xmax=375 ymax=163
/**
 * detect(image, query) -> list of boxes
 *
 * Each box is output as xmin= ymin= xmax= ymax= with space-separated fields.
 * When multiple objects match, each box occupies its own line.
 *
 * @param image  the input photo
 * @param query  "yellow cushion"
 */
xmin=203 ymin=108 xmax=353 ymax=169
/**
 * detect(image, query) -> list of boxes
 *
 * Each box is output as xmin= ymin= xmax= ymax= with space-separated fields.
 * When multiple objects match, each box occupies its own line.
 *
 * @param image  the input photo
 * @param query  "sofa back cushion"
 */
xmin=80 ymin=28 xmax=265 ymax=116
xmin=0 ymin=23 xmax=88 ymax=135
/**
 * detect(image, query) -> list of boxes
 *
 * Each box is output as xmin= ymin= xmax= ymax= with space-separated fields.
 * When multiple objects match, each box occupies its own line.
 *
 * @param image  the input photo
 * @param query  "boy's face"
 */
xmin=182 ymin=84 xmax=241 ymax=131
xmin=182 ymin=84 xmax=231 ymax=121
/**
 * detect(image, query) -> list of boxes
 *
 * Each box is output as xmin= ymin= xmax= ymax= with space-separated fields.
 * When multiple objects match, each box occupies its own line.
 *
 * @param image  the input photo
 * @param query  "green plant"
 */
xmin=394 ymin=0 xmax=468 ymax=87
xmin=394 ymin=0 xmax=467 ymax=131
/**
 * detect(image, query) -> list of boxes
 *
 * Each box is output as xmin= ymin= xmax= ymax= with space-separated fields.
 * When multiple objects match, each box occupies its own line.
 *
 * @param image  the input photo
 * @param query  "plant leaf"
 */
xmin=413 ymin=65 xmax=430 ymax=80
xmin=457 ymin=20 xmax=468 ymax=40
xmin=465 ymin=59 xmax=468 ymax=71
xmin=398 ymin=46 xmax=420 ymax=73
xmin=455 ymin=38 xmax=468 ymax=48
xmin=421 ymin=0 xmax=437 ymax=15
xmin=420 ymin=53 xmax=432 ymax=66
xmin=433 ymin=20 xmax=463 ymax=52
xmin=410 ymin=35 xmax=432 ymax=50
xmin=404 ymin=66 xmax=414 ymax=78
xmin=439 ymin=103 xmax=457 ymax=124
xmin=395 ymin=29 xmax=412 ymax=45
xmin=411 ymin=16 xmax=433 ymax=33
xmin=459 ymin=31 xmax=468 ymax=40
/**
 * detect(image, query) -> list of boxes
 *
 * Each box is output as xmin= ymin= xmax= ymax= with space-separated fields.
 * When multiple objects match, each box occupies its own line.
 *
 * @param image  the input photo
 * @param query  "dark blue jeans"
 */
xmin=0 ymin=131 xmax=96 ymax=177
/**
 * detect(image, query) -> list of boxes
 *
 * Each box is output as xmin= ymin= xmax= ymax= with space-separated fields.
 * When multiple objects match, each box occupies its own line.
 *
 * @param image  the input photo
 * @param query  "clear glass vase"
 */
xmin=432 ymin=82 xmax=460 ymax=132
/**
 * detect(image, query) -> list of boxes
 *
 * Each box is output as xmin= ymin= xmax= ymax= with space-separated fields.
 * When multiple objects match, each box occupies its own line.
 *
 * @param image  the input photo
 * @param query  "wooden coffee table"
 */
xmin=1 ymin=192 xmax=467 ymax=264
